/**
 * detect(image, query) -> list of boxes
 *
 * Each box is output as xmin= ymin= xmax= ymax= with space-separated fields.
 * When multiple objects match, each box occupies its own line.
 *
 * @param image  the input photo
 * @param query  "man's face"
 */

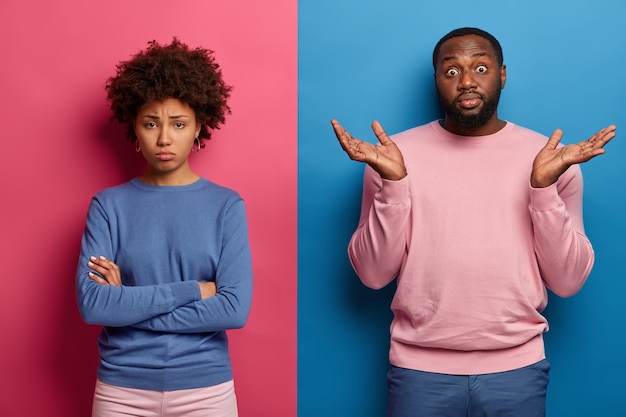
xmin=434 ymin=34 xmax=506 ymax=135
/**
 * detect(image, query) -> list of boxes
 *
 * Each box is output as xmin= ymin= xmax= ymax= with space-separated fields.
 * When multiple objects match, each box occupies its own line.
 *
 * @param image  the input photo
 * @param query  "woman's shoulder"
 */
xmin=196 ymin=180 xmax=248 ymax=216
xmin=197 ymin=178 xmax=243 ymax=200
xmin=92 ymin=179 xmax=140 ymax=200
xmin=91 ymin=178 xmax=245 ymax=210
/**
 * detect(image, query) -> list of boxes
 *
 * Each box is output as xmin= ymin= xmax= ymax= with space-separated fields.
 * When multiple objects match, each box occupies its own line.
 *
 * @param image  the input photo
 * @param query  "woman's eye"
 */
xmin=446 ymin=68 xmax=459 ymax=76
xmin=146 ymin=122 xmax=157 ymax=128
xmin=175 ymin=122 xmax=185 ymax=128
xmin=476 ymin=65 xmax=487 ymax=73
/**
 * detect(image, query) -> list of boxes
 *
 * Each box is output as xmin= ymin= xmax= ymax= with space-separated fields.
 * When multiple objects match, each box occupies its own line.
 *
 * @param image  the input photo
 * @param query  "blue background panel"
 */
xmin=299 ymin=1 xmax=626 ymax=416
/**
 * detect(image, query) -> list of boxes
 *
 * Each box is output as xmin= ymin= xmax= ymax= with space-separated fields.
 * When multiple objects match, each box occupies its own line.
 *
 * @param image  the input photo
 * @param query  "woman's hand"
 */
xmin=87 ymin=256 xmax=217 ymax=300
xmin=87 ymin=256 xmax=122 ymax=286
xmin=198 ymin=282 xmax=217 ymax=299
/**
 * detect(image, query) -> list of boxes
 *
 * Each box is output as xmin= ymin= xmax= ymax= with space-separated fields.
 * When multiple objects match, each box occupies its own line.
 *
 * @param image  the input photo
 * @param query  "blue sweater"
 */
xmin=76 ymin=178 xmax=253 ymax=391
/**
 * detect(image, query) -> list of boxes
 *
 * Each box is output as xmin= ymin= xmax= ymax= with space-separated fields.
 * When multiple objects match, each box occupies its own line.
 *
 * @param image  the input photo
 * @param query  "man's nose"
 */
xmin=459 ymin=71 xmax=477 ymax=90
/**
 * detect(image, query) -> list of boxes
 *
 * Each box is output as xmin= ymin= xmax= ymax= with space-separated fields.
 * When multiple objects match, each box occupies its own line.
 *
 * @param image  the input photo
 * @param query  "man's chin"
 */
xmin=453 ymin=113 xmax=489 ymax=130
xmin=456 ymin=104 xmax=483 ymax=116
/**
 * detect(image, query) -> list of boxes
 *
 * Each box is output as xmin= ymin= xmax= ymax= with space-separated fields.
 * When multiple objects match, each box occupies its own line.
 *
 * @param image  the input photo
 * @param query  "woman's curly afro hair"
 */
xmin=105 ymin=38 xmax=232 ymax=146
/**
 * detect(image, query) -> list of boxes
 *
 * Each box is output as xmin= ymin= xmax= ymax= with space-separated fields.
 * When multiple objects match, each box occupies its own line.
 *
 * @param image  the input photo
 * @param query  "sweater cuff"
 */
xmin=170 ymin=281 xmax=202 ymax=306
xmin=528 ymin=182 xmax=563 ymax=212
xmin=379 ymin=176 xmax=410 ymax=205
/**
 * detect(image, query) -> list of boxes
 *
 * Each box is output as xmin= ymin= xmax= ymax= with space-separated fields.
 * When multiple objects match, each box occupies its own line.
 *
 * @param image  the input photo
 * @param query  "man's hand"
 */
xmin=87 ymin=256 xmax=122 ymax=286
xmin=331 ymin=119 xmax=407 ymax=181
xmin=531 ymin=125 xmax=616 ymax=188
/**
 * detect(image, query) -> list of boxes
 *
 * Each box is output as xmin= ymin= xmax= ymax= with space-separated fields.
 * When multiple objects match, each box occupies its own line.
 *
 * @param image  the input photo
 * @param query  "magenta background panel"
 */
xmin=0 ymin=1 xmax=297 ymax=416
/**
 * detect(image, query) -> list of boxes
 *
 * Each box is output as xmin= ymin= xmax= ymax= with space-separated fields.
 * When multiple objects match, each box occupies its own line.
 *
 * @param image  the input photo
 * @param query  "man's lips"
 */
xmin=457 ymin=93 xmax=482 ymax=109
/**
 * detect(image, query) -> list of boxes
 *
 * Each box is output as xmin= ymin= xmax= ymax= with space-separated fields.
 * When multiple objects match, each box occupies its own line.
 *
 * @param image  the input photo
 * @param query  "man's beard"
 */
xmin=437 ymin=79 xmax=502 ymax=131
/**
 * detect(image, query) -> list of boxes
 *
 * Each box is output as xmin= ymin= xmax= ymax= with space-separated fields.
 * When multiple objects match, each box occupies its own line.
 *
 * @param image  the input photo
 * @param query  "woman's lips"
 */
xmin=156 ymin=152 xmax=175 ymax=161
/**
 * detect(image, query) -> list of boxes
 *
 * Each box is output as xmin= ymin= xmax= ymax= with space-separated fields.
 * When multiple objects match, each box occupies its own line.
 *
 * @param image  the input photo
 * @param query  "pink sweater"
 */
xmin=349 ymin=121 xmax=594 ymax=375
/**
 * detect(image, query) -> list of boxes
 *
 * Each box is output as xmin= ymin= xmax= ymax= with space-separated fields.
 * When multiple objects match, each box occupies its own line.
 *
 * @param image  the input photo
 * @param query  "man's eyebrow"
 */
xmin=442 ymin=52 xmax=490 ymax=63
xmin=471 ymin=52 xmax=490 ymax=59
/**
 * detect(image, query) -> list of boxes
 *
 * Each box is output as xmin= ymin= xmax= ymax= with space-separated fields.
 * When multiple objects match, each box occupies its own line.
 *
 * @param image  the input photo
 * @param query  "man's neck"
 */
xmin=439 ymin=117 xmax=507 ymax=137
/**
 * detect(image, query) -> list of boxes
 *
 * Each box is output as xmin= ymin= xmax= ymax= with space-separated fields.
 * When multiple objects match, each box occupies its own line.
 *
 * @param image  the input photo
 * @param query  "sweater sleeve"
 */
xmin=76 ymin=198 xmax=202 ymax=327
xmin=132 ymin=200 xmax=253 ymax=333
xmin=529 ymin=165 xmax=594 ymax=297
xmin=348 ymin=165 xmax=411 ymax=289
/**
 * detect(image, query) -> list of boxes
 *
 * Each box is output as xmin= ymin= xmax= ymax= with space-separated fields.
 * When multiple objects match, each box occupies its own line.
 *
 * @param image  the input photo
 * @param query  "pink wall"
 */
xmin=0 ymin=1 xmax=297 ymax=416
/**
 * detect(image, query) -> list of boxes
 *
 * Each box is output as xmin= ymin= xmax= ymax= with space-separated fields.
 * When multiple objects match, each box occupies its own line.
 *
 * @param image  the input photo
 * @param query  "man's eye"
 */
xmin=476 ymin=65 xmax=487 ymax=73
xmin=446 ymin=68 xmax=458 ymax=76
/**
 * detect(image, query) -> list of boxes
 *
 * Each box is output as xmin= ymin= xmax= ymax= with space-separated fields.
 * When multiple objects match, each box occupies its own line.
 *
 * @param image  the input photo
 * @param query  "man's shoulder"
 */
xmin=505 ymin=122 xmax=549 ymax=141
xmin=390 ymin=121 xmax=438 ymax=142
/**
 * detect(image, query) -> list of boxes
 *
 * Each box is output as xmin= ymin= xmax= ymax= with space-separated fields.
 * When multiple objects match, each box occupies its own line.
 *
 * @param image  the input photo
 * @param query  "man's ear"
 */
xmin=500 ymin=64 xmax=507 ymax=89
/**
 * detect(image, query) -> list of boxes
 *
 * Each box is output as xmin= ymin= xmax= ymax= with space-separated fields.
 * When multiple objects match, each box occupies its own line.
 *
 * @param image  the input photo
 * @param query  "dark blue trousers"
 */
xmin=387 ymin=360 xmax=550 ymax=417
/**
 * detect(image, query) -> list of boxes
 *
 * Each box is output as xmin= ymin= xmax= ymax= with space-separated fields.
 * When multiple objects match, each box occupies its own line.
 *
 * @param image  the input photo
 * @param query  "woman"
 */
xmin=76 ymin=38 xmax=252 ymax=417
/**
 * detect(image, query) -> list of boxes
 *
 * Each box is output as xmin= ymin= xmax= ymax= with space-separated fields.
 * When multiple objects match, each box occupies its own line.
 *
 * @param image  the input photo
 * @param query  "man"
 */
xmin=331 ymin=27 xmax=616 ymax=416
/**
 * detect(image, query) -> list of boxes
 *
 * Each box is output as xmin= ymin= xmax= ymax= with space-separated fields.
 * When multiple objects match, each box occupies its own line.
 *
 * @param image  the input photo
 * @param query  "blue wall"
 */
xmin=298 ymin=1 xmax=626 ymax=415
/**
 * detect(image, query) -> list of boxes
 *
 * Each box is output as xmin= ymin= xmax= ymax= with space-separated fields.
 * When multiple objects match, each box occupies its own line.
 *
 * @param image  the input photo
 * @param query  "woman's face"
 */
xmin=134 ymin=98 xmax=201 ymax=184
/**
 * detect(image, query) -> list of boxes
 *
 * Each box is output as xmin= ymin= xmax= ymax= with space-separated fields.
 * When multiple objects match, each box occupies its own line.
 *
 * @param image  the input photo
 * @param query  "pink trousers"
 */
xmin=92 ymin=379 xmax=238 ymax=417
